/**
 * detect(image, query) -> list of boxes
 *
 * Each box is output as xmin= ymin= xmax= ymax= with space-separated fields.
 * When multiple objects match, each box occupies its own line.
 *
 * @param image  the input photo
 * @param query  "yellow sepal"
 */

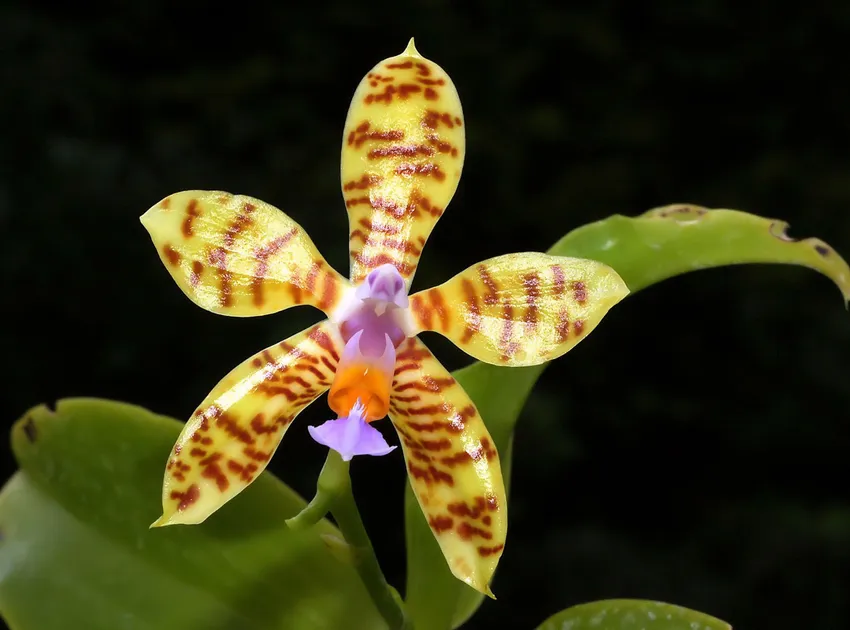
xmin=141 ymin=190 xmax=350 ymax=317
xmin=340 ymin=40 xmax=465 ymax=286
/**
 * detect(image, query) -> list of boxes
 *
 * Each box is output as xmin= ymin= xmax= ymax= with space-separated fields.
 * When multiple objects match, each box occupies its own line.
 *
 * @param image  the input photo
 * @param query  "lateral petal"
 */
xmin=408 ymin=252 xmax=628 ymax=366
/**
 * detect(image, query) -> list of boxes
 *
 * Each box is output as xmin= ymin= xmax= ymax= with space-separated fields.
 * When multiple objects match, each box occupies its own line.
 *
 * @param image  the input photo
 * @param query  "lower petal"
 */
xmin=154 ymin=320 xmax=343 ymax=526
xmin=389 ymin=337 xmax=507 ymax=596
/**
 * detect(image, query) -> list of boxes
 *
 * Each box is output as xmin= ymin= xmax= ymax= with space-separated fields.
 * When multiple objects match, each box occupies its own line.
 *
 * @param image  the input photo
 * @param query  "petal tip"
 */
xmin=139 ymin=200 xmax=169 ymax=235
xmin=150 ymin=507 xmax=208 ymax=527
xmin=465 ymin=577 xmax=496 ymax=599
xmin=403 ymin=37 xmax=421 ymax=57
xmin=139 ymin=207 xmax=155 ymax=229
xmin=149 ymin=514 xmax=172 ymax=528
xmin=604 ymin=267 xmax=631 ymax=304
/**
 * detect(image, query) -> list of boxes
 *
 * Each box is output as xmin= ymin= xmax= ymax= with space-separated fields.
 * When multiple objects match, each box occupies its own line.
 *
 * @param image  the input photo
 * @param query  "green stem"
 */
xmin=331 ymin=476 xmax=410 ymax=630
xmin=285 ymin=454 xmax=341 ymax=530
xmin=288 ymin=451 xmax=410 ymax=630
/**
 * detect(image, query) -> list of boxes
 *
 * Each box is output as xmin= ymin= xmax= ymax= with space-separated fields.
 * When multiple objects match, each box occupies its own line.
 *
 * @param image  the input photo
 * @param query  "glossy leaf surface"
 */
xmin=0 ymin=399 xmax=385 ymax=630
xmin=535 ymin=599 xmax=731 ymax=630
xmin=555 ymin=204 xmax=850 ymax=300
xmin=404 ymin=205 xmax=849 ymax=629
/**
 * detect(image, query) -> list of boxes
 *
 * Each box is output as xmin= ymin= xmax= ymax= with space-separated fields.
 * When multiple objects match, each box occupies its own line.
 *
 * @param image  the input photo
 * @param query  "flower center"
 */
xmin=327 ymin=338 xmax=393 ymax=421
xmin=329 ymin=264 xmax=412 ymax=421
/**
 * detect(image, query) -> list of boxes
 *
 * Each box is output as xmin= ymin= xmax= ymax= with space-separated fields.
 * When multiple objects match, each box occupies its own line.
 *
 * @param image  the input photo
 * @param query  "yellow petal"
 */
xmin=141 ymin=190 xmax=350 ymax=317
xmin=341 ymin=38 xmax=465 ymax=286
xmin=389 ymin=337 xmax=506 ymax=596
xmin=152 ymin=320 xmax=344 ymax=526
xmin=408 ymin=252 xmax=629 ymax=366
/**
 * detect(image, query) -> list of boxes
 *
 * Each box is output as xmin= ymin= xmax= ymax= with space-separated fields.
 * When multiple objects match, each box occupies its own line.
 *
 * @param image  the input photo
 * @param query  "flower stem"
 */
xmin=285 ymin=453 xmax=341 ymax=530
xmin=288 ymin=451 xmax=410 ymax=629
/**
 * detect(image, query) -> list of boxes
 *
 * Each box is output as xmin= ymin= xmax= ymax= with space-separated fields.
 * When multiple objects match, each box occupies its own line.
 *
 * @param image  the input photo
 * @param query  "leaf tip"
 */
xmin=807 ymin=242 xmax=850 ymax=306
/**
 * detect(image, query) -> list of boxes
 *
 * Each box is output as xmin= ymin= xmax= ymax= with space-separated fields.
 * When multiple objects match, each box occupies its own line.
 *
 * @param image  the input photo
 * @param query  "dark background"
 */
xmin=3 ymin=1 xmax=850 ymax=628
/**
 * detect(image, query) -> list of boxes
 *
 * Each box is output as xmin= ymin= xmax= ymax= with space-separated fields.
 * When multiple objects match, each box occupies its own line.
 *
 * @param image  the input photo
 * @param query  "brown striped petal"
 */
xmin=389 ymin=337 xmax=506 ymax=596
xmin=152 ymin=320 xmax=343 ymax=526
xmin=141 ymin=190 xmax=350 ymax=317
xmin=407 ymin=252 xmax=629 ymax=366
xmin=341 ymin=39 xmax=465 ymax=286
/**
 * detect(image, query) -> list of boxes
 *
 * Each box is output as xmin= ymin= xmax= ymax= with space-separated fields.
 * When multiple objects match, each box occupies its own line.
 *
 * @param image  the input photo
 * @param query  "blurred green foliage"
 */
xmin=0 ymin=400 xmax=385 ymax=630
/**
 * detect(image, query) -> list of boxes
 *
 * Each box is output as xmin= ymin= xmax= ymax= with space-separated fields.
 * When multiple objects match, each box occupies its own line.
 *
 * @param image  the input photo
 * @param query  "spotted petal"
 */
xmin=141 ymin=190 xmax=350 ymax=317
xmin=389 ymin=337 xmax=506 ymax=596
xmin=153 ymin=321 xmax=344 ymax=526
xmin=408 ymin=252 xmax=629 ymax=366
xmin=341 ymin=39 xmax=465 ymax=286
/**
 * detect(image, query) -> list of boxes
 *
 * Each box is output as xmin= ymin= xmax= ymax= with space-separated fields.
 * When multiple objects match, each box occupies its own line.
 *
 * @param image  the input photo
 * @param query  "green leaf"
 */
xmin=404 ymin=204 xmax=848 ymax=630
xmin=535 ymin=599 xmax=731 ymax=630
xmin=0 ymin=399 xmax=386 ymax=630
xmin=554 ymin=204 xmax=850 ymax=298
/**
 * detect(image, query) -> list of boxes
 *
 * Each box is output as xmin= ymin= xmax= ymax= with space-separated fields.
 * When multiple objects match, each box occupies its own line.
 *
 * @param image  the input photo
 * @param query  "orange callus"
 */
xmin=328 ymin=364 xmax=392 ymax=421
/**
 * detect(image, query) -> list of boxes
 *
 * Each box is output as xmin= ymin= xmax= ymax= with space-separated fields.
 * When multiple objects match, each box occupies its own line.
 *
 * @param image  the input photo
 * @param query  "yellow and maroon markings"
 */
xmin=408 ymin=252 xmax=630 ymax=367
xmin=153 ymin=321 xmax=344 ymax=526
xmin=388 ymin=337 xmax=506 ymax=596
xmin=141 ymin=190 xmax=351 ymax=317
xmin=340 ymin=39 xmax=466 ymax=286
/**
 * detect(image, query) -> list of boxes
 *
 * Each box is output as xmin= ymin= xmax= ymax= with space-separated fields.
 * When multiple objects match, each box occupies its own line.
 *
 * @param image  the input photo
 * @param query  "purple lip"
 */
xmin=308 ymin=399 xmax=397 ymax=461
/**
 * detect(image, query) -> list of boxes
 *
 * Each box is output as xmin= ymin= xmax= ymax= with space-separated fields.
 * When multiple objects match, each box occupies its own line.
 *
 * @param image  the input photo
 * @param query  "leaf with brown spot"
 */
xmin=341 ymin=39 xmax=465 ymax=286
xmin=557 ymin=204 xmax=850 ymax=301
xmin=154 ymin=320 xmax=343 ymax=526
xmin=141 ymin=190 xmax=351 ymax=317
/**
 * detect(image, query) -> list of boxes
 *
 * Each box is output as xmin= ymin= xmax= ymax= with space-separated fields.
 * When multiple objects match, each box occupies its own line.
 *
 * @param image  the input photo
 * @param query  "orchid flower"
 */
xmin=141 ymin=39 xmax=628 ymax=595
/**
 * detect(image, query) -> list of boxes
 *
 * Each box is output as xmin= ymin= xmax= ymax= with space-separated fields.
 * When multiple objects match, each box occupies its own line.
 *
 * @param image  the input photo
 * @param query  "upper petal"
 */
xmin=407 ymin=252 xmax=629 ymax=366
xmin=341 ymin=39 xmax=465 ymax=286
xmin=153 ymin=320 xmax=344 ymax=526
xmin=141 ymin=190 xmax=351 ymax=317
xmin=388 ymin=337 xmax=506 ymax=596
